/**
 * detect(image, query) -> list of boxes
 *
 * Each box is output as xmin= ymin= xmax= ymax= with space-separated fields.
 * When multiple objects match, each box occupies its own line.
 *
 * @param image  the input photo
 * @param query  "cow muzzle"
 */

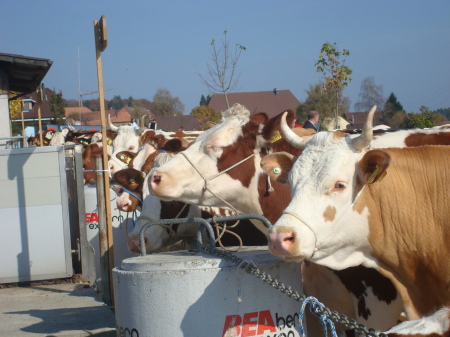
xmin=268 ymin=213 xmax=317 ymax=262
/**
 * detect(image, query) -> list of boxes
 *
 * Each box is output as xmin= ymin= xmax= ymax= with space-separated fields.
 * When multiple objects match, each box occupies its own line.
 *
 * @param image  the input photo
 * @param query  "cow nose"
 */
xmin=150 ymin=171 xmax=163 ymax=192
xmin=127 ymin=236 xmax=148 ymax=254
xmin=268 ymin=230 xmax=296 ymax=256
xmin=109 ymin=162 xmax=116 ymax=174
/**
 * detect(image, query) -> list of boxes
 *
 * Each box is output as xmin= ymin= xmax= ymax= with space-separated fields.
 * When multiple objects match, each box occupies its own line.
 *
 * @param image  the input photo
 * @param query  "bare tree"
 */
xmin=354 ymin=76 xmax=385 ymax=111
xmin=197 ymin=30 xmax=246 ymax=109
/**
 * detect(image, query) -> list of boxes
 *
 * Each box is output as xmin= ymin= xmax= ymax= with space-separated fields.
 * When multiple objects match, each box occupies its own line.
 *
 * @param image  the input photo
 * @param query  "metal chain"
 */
xmin=192 ymin=239 xmax=387 ymax=337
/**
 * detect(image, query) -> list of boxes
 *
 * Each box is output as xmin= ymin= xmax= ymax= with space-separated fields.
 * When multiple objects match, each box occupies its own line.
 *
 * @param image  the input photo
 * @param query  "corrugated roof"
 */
xmin=208 ymin=89 xmax=300 ymax=118
xmin=0 ymin=53 xmax=52 ymax=93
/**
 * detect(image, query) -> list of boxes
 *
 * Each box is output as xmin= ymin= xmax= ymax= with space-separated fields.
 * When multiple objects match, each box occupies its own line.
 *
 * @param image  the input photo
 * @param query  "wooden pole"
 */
xmin=94 ymin=16 xmax=114 ymax=306
xmin=21 ymin=101 xmax=27 ymax=147
xmin=95 ymin=155 xmax=111 ymax=305
xmin=37 ymin=88 xmax=43 ymax=146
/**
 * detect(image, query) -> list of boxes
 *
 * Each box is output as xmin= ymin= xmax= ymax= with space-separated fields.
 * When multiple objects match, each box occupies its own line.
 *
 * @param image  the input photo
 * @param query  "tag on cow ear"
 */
xmin=360 ymin=150 xmax=390 ymax=184
xmin=261 ymin=152 xmax=295 ymax=184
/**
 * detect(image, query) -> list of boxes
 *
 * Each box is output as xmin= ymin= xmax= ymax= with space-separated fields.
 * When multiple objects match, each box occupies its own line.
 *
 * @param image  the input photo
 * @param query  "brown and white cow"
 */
xmin=114 ymin=153 xmax=263 ymax=253
xmin=266 ymin=106 xmax=450 ymax=321
xmin=149 ymin=104 xmax=405 ymax=332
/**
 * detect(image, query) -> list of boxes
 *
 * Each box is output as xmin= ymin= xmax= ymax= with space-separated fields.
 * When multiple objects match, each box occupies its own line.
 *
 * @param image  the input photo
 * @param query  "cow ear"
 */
xmin=261 ymin=152 xmax=296 ymax=184
xmin=61 ymin=128 xmax=69 ymax=137
xmin=358 ymin=150 xmax=391 ymax=184
xmin=250 ymin=112 xmax=269 ymax=125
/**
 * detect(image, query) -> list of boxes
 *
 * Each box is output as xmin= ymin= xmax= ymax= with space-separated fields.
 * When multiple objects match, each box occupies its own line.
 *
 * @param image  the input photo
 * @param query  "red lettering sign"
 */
xmin=257 ymin=310 xmax=276 ymax=334
xmin=222 ymin=315 xmax=242 ymax=337
xmin=222 ymin=310 xmax=277 ymax=337
xmin=85 ymin=213 xmax=99 ymax=223
xmin=242 ymin=311 xmax=258 ymax=336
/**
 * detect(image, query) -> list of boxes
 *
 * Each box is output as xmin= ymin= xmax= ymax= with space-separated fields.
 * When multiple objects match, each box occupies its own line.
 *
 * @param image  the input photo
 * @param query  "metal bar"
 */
xmin=138 ymin=214 xmax=272 ymax=256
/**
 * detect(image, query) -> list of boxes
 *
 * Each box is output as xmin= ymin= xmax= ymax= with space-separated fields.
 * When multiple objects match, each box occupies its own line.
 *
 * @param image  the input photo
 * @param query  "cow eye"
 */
xmin=128 ymin=146 xmax=135 ymax=151
xmin=334 ymin=182 xmax=347 ymax=191
xmin=207 ymin=145 xmax=223 ymax=153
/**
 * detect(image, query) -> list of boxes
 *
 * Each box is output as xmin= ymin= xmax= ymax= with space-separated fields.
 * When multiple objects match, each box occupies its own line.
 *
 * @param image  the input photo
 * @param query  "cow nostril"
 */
xmin=152 ymin=174 xmax=161 ymax=184
xmin=284 ymin=235 xmax=295 ymax=243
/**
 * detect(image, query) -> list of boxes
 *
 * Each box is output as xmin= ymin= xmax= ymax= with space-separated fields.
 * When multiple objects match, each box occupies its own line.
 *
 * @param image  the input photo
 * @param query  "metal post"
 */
xmin=95 ymin=155 xmax=111 ymax=306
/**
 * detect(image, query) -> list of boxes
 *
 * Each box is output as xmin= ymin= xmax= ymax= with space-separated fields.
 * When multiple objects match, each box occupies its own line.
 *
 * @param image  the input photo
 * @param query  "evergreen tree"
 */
xmin=199 ymin=94 xmax=212 ymax=106
xmin=382 ymin=92 xmax=404 ymax=126
xmin=109 ymin=95 xmax=125 ymax=109
xmin=50 ymin=90 xmax=66 ymax=124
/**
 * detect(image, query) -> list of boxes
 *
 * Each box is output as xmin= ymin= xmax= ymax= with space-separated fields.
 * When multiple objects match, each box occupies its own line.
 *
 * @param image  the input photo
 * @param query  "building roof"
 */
xmin=344 ymin=111 xmax=383 ymax=129
xmin=153 ymin=115 xmax=200 ymax=131
xmin=12 ymin=88 xmax=54 ymax=121
xmin=0 ymin=53 xmax=53 ymax=93
xmin=65 ymin=107 xmax=93 ymax=115
xmin=208 ymin=89 xmax=301 ymax=119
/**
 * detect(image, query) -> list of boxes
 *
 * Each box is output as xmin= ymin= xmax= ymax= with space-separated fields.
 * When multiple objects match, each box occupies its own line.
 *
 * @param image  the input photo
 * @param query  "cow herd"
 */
xmin=30 ymin=105 xmax=450 ymax=336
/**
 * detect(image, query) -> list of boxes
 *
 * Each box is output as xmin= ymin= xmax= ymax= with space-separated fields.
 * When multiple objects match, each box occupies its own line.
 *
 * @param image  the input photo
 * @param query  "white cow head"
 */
xmin=266 ymin=107 xmax=386 ymax=269
xmin=49 ymin=128 xmax=70 ymax=146
xmin=149 ymin=104 xmax=260 ymax=210
xmin=108 ymin=114 xmax=144 ymax=173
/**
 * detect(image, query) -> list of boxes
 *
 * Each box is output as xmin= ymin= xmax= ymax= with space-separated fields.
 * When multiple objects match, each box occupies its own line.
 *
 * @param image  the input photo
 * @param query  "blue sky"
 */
xmin=2 ymin=0 xmax=449 ymax=114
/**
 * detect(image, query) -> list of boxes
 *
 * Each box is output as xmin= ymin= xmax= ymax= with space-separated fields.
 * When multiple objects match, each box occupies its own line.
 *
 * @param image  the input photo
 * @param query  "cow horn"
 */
xmin=280 ymin=111 xmax=308 ymax=149
xmin=140 ymin=115 xmax=146 ymax=129
xmin=351 ymin=106 xmax=376 ymax=150
xmin=108 ymin=114 xmax=119 ymax=131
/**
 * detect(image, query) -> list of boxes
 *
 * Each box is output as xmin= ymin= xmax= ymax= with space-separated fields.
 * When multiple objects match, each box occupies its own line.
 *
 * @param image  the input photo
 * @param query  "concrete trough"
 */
xmin=113 ymin=247 xmax=307 ymax=337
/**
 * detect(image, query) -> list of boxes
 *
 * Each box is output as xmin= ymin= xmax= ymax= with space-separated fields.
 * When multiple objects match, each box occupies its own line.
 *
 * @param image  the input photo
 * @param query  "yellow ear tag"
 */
xmin=367 ymin=164 xmax=387 ymax=184
xmin=107 ymin=138 xmax=113 ymax=146
xmin=125 ymin=157 xmax=131 ymax=164
xmin=270 ymin=131 xmax=282 ymax=143
xmin=273 ymin=167 xmax=281 ymax=174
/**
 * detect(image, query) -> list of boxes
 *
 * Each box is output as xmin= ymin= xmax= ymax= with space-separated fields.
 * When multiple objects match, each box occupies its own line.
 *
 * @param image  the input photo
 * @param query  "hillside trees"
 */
xmin=404 ymin=106 xmax=446 ymax=128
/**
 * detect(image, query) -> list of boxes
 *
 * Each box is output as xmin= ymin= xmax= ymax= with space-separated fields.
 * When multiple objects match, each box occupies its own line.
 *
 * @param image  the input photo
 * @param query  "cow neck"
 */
xmin=180 ymin=151 xmax=256 ymax=214
xmin=283 ymin=183 xmax=368 ymax=258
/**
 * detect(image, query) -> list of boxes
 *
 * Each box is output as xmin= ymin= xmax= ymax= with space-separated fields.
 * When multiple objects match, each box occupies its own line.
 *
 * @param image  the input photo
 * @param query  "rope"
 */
xmin=299 ymin=297 xmax=338 ymax=337
xmin=121 ymin=187 xmax=143 ymax=206
xmin=180 ymin=151 xmax=256 ymax=214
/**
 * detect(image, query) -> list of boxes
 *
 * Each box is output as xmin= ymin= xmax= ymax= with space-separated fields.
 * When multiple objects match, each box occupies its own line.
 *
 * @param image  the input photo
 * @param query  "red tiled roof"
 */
xmin=208 ymin=89 xmax=301 ymax=119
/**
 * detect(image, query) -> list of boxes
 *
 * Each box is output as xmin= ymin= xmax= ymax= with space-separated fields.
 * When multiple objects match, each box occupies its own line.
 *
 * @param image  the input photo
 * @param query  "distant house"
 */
xmin=152 ymin=115 xmax=200 ymax=132
xmin=65 ymin=106 xmax=153 ymax=127
xmin=344 ymin=111 xmax=383 ymax=129
xmin=11 ymin=88 xmax=56 ymax=124
xmin=207 ymin=89 xmax=301 ymax=119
